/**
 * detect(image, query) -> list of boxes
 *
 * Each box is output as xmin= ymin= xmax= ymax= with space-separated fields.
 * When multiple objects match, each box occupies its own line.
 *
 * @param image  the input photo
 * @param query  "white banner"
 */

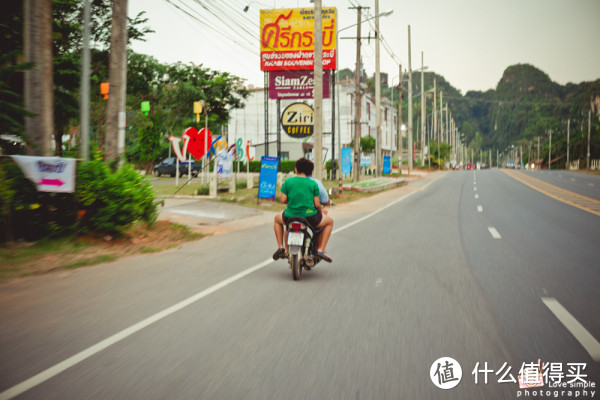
xmin=217 ymin=150 xmax=233 ymax=178
xmin=11 ymin=155 xmax=76 ymax=193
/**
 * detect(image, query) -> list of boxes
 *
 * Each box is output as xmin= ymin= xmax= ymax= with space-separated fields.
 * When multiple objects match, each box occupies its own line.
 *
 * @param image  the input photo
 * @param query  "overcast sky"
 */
xmin=128 ymin=0 xmax=600 ymax=95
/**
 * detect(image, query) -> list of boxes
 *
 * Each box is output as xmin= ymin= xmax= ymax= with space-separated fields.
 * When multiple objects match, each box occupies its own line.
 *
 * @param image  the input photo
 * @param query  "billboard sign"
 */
xmin=281 ymin=102 xmax=314 ymax=139
xmin=260 ymin=7 xmax=337 ymax=71
xmin=258 ymin=156 xmax=279 ymax=199
xmin=269 ymin=70 xmax=330 ymax=99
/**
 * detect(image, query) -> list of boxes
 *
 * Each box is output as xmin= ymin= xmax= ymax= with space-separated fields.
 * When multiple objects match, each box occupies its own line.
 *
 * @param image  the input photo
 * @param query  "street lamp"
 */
xmin=335 ymin=9 xmax=393 ymax=180
xmin=243 ymin=1 xmax=271 ymax=12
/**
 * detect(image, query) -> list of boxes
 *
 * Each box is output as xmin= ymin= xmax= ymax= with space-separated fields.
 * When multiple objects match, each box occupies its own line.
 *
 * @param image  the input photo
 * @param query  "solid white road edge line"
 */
xmin=542 ymin=297 xmax=600 ymax=361
xmin=0 ymin=173 xmax=447 ymax=400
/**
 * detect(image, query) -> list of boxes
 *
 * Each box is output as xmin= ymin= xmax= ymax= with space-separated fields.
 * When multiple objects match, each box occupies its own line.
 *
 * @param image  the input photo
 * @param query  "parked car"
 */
xmin=153 ymin=157 xmax=202 ymax=177
xmin=504 ymin=160 xmax=516 ymax=169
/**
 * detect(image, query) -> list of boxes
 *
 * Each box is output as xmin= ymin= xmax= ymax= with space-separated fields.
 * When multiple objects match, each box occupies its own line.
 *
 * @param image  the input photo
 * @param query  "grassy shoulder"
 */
xmin=0 ymin=221 xmax=203 ymax=280
xmin=150 ymin=175 xmax=394 ymax=212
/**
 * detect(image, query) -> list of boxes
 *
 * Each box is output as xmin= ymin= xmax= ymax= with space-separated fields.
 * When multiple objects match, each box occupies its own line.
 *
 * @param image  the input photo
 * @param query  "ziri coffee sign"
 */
xmin=260 ymin=7 xmax=337 ymax=71
xmin=281 ymin=102 xmax=314 ymax=139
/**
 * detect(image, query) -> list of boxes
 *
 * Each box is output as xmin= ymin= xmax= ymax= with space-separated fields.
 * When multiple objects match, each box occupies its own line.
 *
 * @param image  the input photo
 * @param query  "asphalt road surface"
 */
xmin=1 ymin=169 xmax=599 ymax=400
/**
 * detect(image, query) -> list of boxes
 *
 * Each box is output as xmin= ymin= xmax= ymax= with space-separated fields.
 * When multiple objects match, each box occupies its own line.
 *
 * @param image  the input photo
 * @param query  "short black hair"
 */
xmin=295 ymin=157 xmax=314 ymax=175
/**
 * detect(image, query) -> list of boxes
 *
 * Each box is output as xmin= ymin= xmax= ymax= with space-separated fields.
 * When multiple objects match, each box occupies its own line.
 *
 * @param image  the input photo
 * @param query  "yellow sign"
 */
xmin=281 ymin=102 xmax=314 ymax=139
xmin=260 ymin=7 xmax=337 ymax=71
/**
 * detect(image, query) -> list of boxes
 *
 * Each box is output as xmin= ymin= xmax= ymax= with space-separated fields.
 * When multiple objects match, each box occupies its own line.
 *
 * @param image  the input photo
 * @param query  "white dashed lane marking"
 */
xmin=542 ymin=297 xmax=600 ymax=361
xmin=488 ymin=227 xmax=501 ymax=239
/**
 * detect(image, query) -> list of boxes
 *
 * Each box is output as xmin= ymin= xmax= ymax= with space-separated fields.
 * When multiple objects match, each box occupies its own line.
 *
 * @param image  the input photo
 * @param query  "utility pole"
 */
xmin=352 ymin=6 xmax=364 ymax=183
xmin=407 ymin=25 xmax=413 ymax=175
xmin=105 ymin=0 xmax=128 ymax=161
xmin=313 ymin=0 xmax=323 ymax=180
xmin=374 ymin=0 xmax=382 ymax=177
xmin=445 ymin=104 xmax=449 ymax=146
xmin=420 ymin=52 xmax=425 ymax=167
xmin=434 ymin=80 xmax=440 ymax=170
xmin=439 ymin=91 xmax=443 ymax=143
xmin=79 ymin=0 xmax=91 ymax=161
xmin=587 ymin=110 xmax=591 ymax=169
xmin=566 ymin=119 xmax=570 ymax=170
xmin=548 ymin=129 xmax=552 ymax=170
xmin=398 ymin=64 xmax=403 ymax=172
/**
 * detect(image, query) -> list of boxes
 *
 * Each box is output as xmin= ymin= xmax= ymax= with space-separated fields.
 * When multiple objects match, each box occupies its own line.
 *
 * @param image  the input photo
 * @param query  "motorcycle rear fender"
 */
xmin=288 ymin=245 xmax=302 ymax=256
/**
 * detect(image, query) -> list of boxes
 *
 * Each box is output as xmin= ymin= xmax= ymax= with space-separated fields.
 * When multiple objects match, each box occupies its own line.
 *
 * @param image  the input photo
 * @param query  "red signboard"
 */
xmin=260 ymin=7 xmax=337 ymax=71
xmin=269 ymin=70 xmax=330 ymax=99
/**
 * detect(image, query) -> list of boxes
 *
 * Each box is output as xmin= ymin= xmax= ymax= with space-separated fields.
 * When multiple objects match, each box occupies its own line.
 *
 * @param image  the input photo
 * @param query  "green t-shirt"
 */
xmin=281 ymin=176 xmax=320 ymax=218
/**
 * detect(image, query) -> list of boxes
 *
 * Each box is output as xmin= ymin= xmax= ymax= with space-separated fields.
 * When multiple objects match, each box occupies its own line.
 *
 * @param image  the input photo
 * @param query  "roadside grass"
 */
xmin=0 ymin=236 xmax=92 ymax=266
xmin=65 ymin=255 xmax=118 ymax=269
xmin=0 ymin=221 xmax=203 ymax=280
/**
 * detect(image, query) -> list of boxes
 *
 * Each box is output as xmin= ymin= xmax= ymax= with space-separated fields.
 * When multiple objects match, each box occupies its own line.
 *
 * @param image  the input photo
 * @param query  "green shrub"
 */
xmin=280 ymin=160 xmax=296 ymax=173
xmin=325 ymin=160 xmax=339 ymax=176
xmin=76 ymin=159 xmax=158 ymax=236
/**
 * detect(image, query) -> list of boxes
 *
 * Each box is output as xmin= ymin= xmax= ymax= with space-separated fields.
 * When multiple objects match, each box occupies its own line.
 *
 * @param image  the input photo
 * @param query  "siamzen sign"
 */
xmin=269 ymin=70 xmax=330 ymax=99
xmin=260 ymin=7 xmax=337 ymax=71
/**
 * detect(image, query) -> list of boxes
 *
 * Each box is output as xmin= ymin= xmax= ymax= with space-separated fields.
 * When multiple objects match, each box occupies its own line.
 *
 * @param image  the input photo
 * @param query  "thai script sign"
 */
xmin=258 ymin=156 xmax=279 ymax=199
xmin=269 ymin=70 xmax=330 ymax=99
xmin=260 ymin=7 xmax=337 ymax=71
xmin=11 ymin=155 xmax=76 ymax=193
xmin=281 ymin=102 xmax=314 ymax=139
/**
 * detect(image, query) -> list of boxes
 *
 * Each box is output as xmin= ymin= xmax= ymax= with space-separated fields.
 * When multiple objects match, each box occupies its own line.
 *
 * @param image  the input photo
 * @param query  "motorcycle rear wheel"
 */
xmin=291 ymin=254 xmax=302 ymax=281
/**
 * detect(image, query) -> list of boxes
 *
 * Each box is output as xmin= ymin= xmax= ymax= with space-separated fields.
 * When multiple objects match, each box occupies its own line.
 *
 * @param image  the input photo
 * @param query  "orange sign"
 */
xmin=260 ymin=7 xmax=337 ymax=71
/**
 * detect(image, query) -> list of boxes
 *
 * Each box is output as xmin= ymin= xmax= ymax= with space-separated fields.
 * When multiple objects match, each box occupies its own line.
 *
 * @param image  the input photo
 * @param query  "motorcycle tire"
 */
xmin=291 ymin=254 xmax=302 ymax=281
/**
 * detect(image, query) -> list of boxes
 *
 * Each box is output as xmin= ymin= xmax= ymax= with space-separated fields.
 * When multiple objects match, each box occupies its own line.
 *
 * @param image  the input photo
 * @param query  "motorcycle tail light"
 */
xmin=290 ymin=222 xmax=303 ymax=231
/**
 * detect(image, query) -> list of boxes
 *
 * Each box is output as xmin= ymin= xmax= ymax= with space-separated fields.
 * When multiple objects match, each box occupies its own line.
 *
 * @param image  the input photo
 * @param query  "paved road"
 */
xmin=1 ymin=170 xmax=598 ymax=399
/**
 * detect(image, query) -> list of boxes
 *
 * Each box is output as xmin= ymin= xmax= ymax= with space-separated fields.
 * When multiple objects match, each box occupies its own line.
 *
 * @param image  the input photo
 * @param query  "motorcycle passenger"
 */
xmin=273 ymin=158 xmax=334 ymax=263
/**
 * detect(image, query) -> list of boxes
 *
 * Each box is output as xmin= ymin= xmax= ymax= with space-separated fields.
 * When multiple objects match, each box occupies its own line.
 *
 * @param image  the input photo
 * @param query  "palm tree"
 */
xmin=23 ymin=0 xmax=53 ymax=156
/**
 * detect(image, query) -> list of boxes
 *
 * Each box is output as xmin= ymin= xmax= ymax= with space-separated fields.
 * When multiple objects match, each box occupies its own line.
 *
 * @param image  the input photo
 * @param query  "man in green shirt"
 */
xmin=273 ymin=158 xmax=334 ymax=262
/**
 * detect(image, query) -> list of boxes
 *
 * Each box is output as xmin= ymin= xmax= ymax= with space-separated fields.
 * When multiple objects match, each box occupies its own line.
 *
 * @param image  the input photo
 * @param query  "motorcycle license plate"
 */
xmin=288 ymin=231 xmax=304 ymax=246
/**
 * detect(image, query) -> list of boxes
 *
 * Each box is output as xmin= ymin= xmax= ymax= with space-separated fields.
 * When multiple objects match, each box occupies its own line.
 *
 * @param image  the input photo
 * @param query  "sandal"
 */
xmin=316 ymin=251 xmax=332 ymax=263
xmin=273 ymin=248 xmax=286 ymax=260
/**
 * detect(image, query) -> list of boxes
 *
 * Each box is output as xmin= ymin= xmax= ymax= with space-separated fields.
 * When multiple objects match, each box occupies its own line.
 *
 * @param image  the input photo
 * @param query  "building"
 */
xmin=227 ymin=79 xmax=399 ymax=167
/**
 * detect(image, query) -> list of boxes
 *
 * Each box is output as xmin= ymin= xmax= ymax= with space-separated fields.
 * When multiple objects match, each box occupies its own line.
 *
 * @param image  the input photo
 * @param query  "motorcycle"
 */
xmin=285 ymin=216 xmax=323 ymax=280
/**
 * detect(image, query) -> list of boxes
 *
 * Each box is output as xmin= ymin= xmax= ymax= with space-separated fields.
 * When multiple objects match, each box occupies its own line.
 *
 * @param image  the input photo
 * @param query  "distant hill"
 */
xmin=347 ymin=64 xmax=598 ymax=165
xmin=418 ymin=64 xmax=599 ymax=165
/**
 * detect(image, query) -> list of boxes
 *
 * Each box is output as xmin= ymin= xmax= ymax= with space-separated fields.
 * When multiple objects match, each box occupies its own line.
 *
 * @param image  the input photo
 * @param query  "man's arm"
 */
xmin=281 ymin=193 xmax=288 ymax=204
xmin=314 ymin=196 xmax=322 ymax=212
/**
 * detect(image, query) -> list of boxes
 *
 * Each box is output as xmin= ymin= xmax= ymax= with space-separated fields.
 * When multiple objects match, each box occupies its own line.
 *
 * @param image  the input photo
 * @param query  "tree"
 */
xmin=104 ymin=0 xmax=128 ymax=161
xmin=360 ymin=136 xmax=376 ymax=154
xmin=23 ymin=0 xmax=54 ymax=156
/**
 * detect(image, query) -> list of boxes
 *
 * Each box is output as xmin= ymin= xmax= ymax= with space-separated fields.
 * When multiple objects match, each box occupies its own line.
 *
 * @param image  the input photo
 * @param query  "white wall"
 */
xmin=228 ymin=81 xmax=398 ymax=162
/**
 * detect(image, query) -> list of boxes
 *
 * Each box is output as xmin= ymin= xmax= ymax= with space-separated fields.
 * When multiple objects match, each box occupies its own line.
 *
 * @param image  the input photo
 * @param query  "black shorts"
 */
xmin=282 ymin=211 xmax=323 ymax=229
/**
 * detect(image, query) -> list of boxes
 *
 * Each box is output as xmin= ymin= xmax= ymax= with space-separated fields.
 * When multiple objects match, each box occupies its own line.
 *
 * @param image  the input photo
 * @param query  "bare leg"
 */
xmin=316 ymin=215 xmax=333 ymax=253
xmin=274 ymin=212 xmax=285 ymax=249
